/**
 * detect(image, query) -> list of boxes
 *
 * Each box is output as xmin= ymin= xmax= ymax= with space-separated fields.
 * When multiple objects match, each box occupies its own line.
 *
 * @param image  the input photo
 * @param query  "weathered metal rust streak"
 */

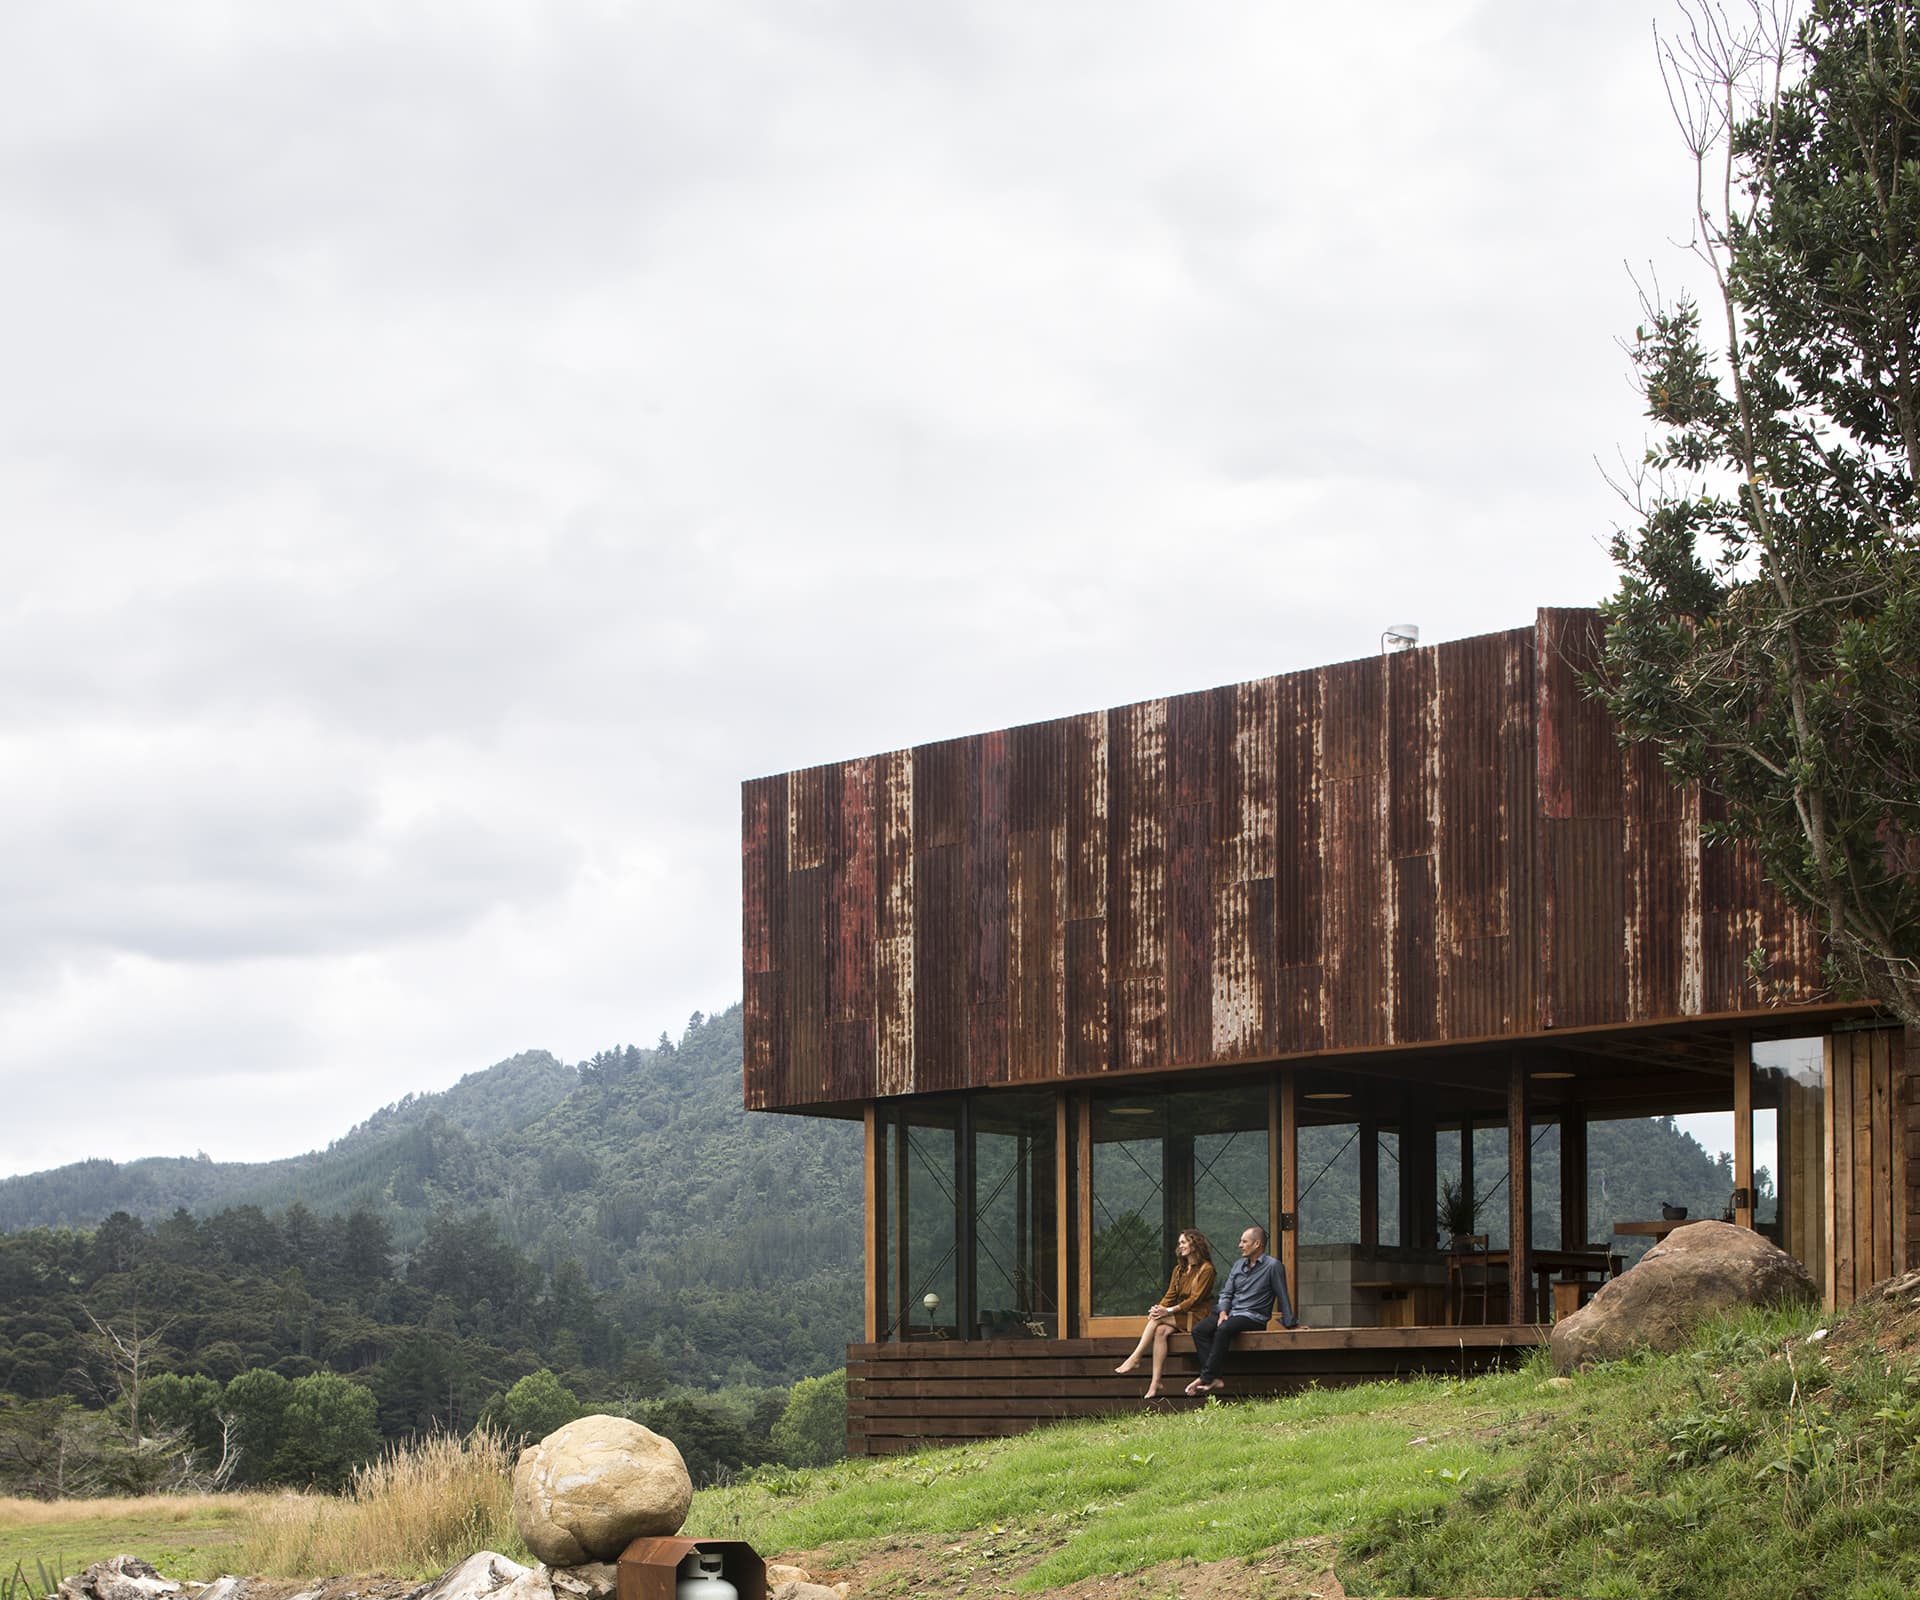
xmin=1321 ymin=656 xmax=1388 ymax=1048
xmin=1065 ymin=712 xmax=1109 ymax=921
xmin=740 ymin=775 xmax=781 ymax=1108
xmin=1114 ymin=699 xmax=1168 ymax=1069
xmin=1502 ymin=628 xmax=1539 ymax=1031
xmin=1064 ymin=711 xmax=1110 ymax=1073
xmin=1388 ymin=646 xmax=1438 ymax=1042
xmin=1537 ymin=612 xmax=1627 ymax=1031
xmin=831 ymin=758 xmax=876 ymax=1027
xmin=787 ymin=863 xmax=827 ymax=1104
xmin=875 ymin=749 xmax=915 ymax=1096
xmin=1271 ymin=668 xmax=1323 ymax=1053
xmin=1009 ymin=825 xmax=1066 ymax=1081
xmin=1623 ymin=738 xmax=1684 ymax=1018
xmin=1170 ymin=800 xmax=1213 ymax=1062
xmin=789 ymin=764 xmax=828 ymax=871
xmin=1213 ymin=678 xmax=1276 ymax=1057
xmin=968 ymin=730 xmax=1010 ymax=1084
xmin=914 ymin=735 xmax=967 ymax=1093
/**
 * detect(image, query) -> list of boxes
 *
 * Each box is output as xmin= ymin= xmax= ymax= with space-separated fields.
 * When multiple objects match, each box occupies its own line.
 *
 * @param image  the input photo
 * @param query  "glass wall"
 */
xmin=1090 ymin=1086 xmax=1267 ymax=1317
xmin=880 ymin=1093 xmax=1058 ymax=1340
xmin=973 ymin=1092 xmax=1058 ymax=1337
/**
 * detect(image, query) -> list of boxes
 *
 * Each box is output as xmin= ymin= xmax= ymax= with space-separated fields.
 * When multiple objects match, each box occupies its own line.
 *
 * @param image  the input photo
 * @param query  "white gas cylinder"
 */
xmin=675 ymin=1550 xmax=738 ymax=1600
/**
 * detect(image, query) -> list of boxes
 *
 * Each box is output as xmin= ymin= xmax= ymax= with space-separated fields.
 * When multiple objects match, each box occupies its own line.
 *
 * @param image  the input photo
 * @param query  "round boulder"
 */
xmin=1550 ymin=1220 xmax=1817 ymax=1373
xmin=512 ymin=1414 xmax=692 ymax=1564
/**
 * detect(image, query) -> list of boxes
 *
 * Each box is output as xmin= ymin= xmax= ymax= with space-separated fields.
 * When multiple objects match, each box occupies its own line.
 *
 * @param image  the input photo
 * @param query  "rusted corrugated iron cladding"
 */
xmin=741 ymin=609 xmax=1829 ymax=1111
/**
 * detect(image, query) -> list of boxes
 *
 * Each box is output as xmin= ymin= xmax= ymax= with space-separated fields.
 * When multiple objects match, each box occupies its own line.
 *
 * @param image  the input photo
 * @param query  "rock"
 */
xmin=764 ymin=1568 xmax=813 ymax=1588
xmin=59 ymin=1558 xmax=181 ymax=1600
xmin=769 ymin=1585 xmax=843 ymax=1600
xmin=405 ymin=1553 xmax=530 ymax=1600
xmin=1551 ymin=1220 xmax=1818 ymax=1373
xmin=187 ymin=1581 xmax=249 ymax=1600
xmin=512 ymin=1414 xmax=692 ymax=1564
xmin=547 ymin=1567 xmax=616 ymax=1600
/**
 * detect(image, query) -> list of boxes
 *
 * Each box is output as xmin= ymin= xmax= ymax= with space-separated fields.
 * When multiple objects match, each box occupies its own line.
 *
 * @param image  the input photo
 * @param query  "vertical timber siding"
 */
xmin=742 ymin=611 xmax=1828 ymax=1109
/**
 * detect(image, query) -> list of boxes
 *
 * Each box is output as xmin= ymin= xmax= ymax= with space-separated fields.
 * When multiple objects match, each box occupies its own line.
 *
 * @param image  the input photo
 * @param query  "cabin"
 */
xmin=740 ymin=609 xmax=1920 ymax=1454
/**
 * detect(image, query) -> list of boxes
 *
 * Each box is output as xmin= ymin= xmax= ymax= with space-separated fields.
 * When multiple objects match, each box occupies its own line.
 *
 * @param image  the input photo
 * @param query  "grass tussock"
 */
xmin=232 ymin=1431 xmax=527 ymax=1581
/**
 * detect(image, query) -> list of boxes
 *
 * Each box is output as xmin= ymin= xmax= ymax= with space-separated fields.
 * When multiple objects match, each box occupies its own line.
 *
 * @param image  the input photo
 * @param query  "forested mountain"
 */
xmin=0 ymin=1009 xmax=865 ymax=1391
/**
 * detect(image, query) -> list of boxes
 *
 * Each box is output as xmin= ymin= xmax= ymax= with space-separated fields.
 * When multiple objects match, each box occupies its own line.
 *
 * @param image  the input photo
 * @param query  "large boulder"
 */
xmin=512 ymin=1414 xmax=692 ymax=1565
xmin=1551 ymin=1220 xmax=1817 ymax=1373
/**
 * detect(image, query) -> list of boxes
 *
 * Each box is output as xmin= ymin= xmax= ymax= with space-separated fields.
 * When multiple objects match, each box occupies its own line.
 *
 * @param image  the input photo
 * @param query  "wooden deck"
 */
xmin=847 ymin=1327 xmax=1541 ymax=1454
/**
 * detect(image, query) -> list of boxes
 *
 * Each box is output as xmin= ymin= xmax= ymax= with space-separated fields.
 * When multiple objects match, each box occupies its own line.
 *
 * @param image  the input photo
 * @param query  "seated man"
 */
xmin=1185 ymin=1224 xmax=1298 ymax=1395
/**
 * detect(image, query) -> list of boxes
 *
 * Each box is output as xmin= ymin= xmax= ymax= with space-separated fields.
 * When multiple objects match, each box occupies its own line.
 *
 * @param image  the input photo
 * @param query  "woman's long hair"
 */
xmin=1177 ymin=1228 xmax=1215 ymax=1271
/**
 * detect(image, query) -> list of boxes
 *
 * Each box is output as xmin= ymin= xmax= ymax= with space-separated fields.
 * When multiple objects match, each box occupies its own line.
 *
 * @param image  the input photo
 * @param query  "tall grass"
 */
xmin=232 ymin=1431 xmax=526 ymax=1580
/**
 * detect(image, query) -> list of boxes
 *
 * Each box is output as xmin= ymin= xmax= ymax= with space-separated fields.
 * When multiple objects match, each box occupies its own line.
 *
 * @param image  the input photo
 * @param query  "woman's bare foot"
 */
xmin=1143 ymin=1386 xmax=1162 ymax=1399
xmin=1114 ymin=1360 xmax=1139 ymax=1374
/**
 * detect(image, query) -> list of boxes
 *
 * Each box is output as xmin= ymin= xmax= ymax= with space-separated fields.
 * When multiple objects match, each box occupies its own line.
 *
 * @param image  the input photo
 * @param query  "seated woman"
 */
xmin=1113 ymin=1228 xmax=1217 ymax=1398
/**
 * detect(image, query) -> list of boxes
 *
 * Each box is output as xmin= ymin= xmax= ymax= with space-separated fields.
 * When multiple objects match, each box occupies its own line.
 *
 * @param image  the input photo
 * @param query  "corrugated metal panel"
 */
xmin=1212 ymin=678 xmax=1276 ymax=1058
xmin=1272 ymin=667 xmax=1324 ymax=1054
xmin=967 ymin=729 xmax=1009 ymax=1084
xmin=829 ymin=758 xmax=876 ymax=1100
xmin=875 ymin=749 xmax=914 ymax=1096
xmin=1321 ymin=657 xmax=1388 ymax=1047
xmin=1064 ymin=711 xmax=1110 ymax=1073
xmin=742 ymin=612 xmax=1834 ymax=1111
xmin=1113 ymin=698 xmax=1168 ymax=1070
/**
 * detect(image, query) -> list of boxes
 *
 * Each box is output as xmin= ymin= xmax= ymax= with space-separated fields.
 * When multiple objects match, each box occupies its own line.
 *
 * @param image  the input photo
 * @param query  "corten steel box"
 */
xmin=615 ymin=1537 xmax=766 ymax=1600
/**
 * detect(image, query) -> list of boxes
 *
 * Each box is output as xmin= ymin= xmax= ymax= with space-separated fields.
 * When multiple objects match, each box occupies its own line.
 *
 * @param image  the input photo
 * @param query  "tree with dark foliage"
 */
xmin=1600 ymin=0 xmax=1920 ymax=1027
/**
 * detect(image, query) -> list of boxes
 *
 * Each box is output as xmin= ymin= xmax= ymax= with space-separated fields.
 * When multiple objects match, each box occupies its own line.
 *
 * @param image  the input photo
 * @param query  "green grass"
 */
xmin=691 ymin=1303 xmax=1920 ymax=1599
xmin=0 ymin=1494 xmax=261 ymax=1588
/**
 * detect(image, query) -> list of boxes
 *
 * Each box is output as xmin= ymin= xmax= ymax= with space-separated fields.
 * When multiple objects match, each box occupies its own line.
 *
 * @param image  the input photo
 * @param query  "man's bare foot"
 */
xmin=1183 ymin=1378 xmax=1207 ymax=1396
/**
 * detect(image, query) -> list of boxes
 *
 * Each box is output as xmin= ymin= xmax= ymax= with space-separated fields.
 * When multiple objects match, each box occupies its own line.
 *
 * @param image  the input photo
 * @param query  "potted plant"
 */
xmin=1440 ymin=1176 xmax=1482 ymax=1247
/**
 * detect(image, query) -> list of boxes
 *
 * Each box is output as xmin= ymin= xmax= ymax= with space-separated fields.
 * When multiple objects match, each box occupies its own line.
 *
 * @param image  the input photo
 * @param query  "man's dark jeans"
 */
xmin=1191 ymin=1312 xmax=1269 ymax=1383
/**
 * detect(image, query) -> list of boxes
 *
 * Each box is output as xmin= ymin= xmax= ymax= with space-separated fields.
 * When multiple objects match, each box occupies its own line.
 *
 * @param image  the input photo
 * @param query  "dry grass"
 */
xmin=230 ymin=1431 xmax=526 ymax=1581
xmin=0 ymin=1495 xmax=266 ymax=1527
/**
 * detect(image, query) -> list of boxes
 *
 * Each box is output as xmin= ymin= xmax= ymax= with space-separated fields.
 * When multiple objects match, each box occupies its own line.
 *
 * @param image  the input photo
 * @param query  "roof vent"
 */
xmin=1381 ymin=622 xmax=1420 ymax=654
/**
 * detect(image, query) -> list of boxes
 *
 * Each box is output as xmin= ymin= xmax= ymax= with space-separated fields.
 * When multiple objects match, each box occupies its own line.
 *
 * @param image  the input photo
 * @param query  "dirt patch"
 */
xmin=773 ymin=1534 xmax=1349 ymax=1599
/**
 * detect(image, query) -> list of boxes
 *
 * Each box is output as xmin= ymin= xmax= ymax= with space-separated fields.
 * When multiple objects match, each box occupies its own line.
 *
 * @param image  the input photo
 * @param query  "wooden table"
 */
xmin=1452 ymin=1247 xmax=1617 ymax=1324
xmin=1613 ymin=1218 xmax=1691 ymax=1239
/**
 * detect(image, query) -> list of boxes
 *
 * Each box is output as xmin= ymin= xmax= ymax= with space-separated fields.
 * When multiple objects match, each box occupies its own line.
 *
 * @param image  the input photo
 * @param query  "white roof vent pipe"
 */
xmin=1381 ymin=622 xmax=1420 ymax=654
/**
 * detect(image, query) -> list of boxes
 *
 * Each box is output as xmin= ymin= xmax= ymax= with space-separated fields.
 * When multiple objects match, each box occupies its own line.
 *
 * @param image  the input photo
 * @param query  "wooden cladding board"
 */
xmin=1829 ymin=1027 xmax=1914 ymax=1305
xmin=744 ymin=610 xmax=1826 ymax=1110
xmin=845 ymin=1331 xmax=1535 ymax=1454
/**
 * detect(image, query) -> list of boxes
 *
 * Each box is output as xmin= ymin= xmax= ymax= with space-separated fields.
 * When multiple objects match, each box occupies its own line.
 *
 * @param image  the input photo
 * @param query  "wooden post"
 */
xmin=1076 ymin=1090 xmax=1093 ymax=1334
xmin=1823 ymin=1033 xmax=1839 ymax=1309
xmin=892 ymin=1107 xmax=910 ymax=1339
xmin=1900 ymin=1027 xmax=1919 ymax=1274
xmin=1732 ymin=1028 xmax=1755 ymax=1231
xmin=863 ymin=1104 xmax=882 ymax=1343
xmin=1055 ymin=1091 xmax=1072 ymax=1338
xmin=1508 ymin=1056 xmax=1532 ymax=1324
xmin=1278 ymin=1069 xmax=1298 ymax=1311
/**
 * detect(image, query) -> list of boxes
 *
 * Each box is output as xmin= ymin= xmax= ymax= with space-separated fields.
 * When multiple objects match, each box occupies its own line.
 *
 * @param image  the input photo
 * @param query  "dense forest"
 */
xmin=0 ymin=1009 xmax=863 ymax=1493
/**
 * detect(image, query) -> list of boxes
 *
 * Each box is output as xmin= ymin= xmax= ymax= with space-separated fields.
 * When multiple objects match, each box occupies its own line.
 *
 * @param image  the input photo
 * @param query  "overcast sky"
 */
xmin=0 ymin=1 xmax=1718 ymax=1179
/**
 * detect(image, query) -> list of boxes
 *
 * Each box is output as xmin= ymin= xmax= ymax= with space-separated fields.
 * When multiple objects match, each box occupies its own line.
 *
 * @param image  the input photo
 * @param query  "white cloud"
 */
xmin=0 ymin=0 xmax=1720 ymax=1178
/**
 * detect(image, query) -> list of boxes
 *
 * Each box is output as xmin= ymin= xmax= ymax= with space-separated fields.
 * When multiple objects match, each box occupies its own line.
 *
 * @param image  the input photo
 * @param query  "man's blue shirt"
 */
xmin=1215 ymin=1252 xmax=1296 ymax=1327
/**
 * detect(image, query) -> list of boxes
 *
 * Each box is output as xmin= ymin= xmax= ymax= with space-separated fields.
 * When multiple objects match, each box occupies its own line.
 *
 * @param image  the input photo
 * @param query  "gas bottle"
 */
xmin=675 ymin=1550 xmax=737 ymax=1600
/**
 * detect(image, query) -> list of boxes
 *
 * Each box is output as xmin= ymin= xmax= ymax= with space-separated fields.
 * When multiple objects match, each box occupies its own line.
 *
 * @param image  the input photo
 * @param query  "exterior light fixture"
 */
xmin=923 ymin=1292 xmax=940 ymax=1315
xmin=1381 ymin=623 xmax=1420 ymax=653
